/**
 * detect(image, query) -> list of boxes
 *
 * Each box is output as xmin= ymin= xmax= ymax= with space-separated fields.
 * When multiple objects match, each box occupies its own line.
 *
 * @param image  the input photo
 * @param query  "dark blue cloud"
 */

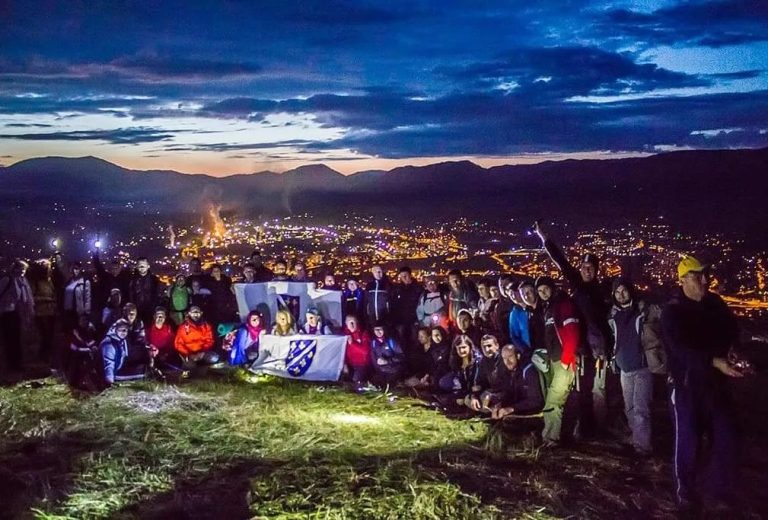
xmin=600 ymin=1 xmax=768 ymax=48
xmin=0 ymin=127 xmax=185 ymax=144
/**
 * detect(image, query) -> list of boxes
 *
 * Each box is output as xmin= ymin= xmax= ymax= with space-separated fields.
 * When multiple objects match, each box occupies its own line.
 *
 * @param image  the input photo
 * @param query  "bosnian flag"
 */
xmin=250 ymin=334 xmax=347 ymax=381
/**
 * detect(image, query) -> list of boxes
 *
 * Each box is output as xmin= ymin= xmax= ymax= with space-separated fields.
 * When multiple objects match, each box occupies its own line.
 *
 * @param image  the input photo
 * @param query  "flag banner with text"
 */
xmin=234 ymin=282 xmax=343 ymax=328
xmin=249 ymin=334 xmax=347 ymax=381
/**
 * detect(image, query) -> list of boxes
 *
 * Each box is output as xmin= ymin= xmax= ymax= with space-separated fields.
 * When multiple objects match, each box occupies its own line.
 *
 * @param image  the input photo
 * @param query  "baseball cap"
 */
xmin=306 ymin=306 xmax=320 ymax=316
xmin=677 ymin=256 xmax=706 ymax=279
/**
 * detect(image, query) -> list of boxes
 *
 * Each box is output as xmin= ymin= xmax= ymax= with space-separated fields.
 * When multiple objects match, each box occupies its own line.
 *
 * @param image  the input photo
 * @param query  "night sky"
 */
xmin=1 ymin=0 xmax=767 ymax=175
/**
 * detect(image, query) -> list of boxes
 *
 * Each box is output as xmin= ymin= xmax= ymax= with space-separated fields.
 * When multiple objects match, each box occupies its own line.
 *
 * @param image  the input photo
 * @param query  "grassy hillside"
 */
xmin=0 ymin=374 xmax=766 ymax=519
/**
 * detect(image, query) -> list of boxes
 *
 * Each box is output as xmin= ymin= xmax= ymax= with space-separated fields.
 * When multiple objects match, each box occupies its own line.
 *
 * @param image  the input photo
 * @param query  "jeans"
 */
xmin=621 ymin=368 xmax=653 ymax=453
xmin=542 ymin=361 xmax=575 ymax=443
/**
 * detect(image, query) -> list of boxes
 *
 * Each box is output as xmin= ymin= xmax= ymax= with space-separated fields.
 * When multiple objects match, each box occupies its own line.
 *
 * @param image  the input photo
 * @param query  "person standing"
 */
xmin=608 ymin=277 xmax=662 ymax=458
xmin=365 ymin=265 xmax=391 ymax=326
xmin=534 ymin=222 xmax=612 ymax=438
xmin=661 ymin=256 xmax=745 ymax=517
xmin=0 ymin=260 xmax=34 ymax=374
xmin=536 ymin=276 xmax=580 ymax=448
xmin=128 ymin=257 xmax=162 ymax=325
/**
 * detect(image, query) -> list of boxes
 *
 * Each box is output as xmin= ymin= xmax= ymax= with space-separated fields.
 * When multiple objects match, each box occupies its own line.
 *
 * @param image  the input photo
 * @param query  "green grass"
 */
xmin=1 ymin=374 xmax=767 ymax=519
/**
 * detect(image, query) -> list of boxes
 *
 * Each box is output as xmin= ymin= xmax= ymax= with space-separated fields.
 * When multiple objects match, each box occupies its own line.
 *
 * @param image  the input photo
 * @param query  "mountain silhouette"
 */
xmin=2 ymin=148 xmax=767 ymax=229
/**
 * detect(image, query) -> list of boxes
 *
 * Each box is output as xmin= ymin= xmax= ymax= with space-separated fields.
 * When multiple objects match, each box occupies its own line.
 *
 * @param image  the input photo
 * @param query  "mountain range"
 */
xmin=2 ymin=148 xmax=768 ymax=229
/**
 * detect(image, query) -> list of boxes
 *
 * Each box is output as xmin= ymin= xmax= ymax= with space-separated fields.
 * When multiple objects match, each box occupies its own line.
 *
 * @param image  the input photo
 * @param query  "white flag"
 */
xmin=249 ymin=334 xmax=347 ymax=381
xmin=233 ymin=282 xmax=343 ymax=329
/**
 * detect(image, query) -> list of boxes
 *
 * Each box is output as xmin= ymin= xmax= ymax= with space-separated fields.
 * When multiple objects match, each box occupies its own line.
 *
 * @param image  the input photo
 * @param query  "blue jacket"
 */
xmin=508 ymin=305 xmax=531 ymax=352
xmin=228 ymin=326 xmax=261 ymax=365
xmin=101 ymin=332 xmax=128 ymax=384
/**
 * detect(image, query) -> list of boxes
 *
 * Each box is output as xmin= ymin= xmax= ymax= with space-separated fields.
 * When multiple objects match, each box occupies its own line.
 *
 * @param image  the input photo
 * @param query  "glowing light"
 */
xmin=328 ymin=413 xmax=381 ymax=425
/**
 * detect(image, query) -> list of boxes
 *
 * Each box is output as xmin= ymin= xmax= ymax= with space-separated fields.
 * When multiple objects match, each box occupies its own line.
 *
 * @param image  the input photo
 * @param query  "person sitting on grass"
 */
xmin=271 ymin=308 xmax=297 ymax=336
xmin=343 ymin=314 xmax=371 ymax=390
xmin=121 ymin=302 xmax=148 ymax=350
xmin=404 ymin=326 xmax=451 ymax=390
xmin=468 ymin=335 xmax=508 ymax=413
xmin=438 ymin=335 xmax=482 ymax=406
xmin=490 ymin=345 xmax=545 ymax=419
xmin=370 ymin=322 xmax=405 ymax=388
xmin=225 ymin=310 xmax=265 ymax=366
xmin=299 ymin=307 xmax=332 ymax=335
xmin=101 ymin=318 xmax=146 ymax=385
xmin=146 ymin=307 xmax=179 ymax=372
xmin=174 ymin=305 xmax=219 ymax=365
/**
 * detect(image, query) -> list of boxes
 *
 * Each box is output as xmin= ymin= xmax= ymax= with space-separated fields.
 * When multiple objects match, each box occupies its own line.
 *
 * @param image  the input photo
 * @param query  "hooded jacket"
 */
xmin=541 ymin=291 xmax=581 ymax=365
xmin=344 ymin=327 xmax=372 ymax=368
xmin=174 ymin=318 xmax=215 ymax=356
xmin=100 ymin=329 xmax=128 ymax=384
xmin=370 ymin=335 xmax=404 ymax=377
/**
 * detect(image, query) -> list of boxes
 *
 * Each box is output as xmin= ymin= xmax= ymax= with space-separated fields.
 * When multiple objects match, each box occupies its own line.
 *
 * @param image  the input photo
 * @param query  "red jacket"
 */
xmin=344 ymin=327 xmax=372 ymax=368
xmin=147 ymin=323 xmax=175 ymax=353
xmin=174 ymin=319 xmax=214 ymax=355
xmin=546 ymin=293 xmax=581 ymax=366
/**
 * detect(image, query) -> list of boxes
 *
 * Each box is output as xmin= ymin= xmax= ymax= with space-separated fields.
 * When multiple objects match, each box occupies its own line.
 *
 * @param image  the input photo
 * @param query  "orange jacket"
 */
xmin=174 ymin=319 xmax=214 ymax=355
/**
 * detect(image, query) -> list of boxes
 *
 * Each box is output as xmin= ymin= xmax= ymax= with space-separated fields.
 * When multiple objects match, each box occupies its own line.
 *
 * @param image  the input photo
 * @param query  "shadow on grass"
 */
xmin=0 ymin=431 xmax=107 ymax=520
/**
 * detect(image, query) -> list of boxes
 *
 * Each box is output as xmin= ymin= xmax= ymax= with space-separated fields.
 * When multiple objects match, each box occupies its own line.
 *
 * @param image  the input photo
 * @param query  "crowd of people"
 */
xmin=0 ymin=223 xmax=753 ymax=517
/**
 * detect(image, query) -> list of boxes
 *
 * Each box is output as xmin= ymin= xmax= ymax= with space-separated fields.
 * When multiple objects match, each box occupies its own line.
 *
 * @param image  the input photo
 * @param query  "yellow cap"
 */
xmin=677 ymin=256 xmax=705 ymax=279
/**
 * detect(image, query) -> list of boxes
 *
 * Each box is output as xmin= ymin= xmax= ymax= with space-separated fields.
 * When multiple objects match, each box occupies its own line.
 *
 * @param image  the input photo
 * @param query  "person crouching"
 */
xmin=101 ymin=318 xmax=146 ymax=386
xmin=174 ymin=305 xmax=219 ymax=366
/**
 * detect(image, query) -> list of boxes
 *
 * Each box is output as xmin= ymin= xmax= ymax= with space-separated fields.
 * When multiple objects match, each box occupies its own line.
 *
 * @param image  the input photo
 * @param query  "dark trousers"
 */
xmin=0 ymin=310 xmax=22 ymax=371
xmin=35 ymin=316 xmax=57 ymax=362
xmin=669 ymin=383 xmax=737 ymax=506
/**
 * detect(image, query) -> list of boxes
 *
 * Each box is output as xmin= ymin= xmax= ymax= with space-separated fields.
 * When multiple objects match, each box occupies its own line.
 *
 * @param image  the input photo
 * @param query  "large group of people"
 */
xmin=0 ymin=224 xmax=753 ymax=517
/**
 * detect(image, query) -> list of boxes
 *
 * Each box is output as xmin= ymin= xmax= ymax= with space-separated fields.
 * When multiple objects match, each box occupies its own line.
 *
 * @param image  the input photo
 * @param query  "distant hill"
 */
xmin=2 ymin=148 xmax=767 ymax=229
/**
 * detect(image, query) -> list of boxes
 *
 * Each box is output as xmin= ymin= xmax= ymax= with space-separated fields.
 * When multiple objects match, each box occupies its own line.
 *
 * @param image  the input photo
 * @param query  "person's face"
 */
xmin=191 ymin=280 xmax=201 ymax=292
xmin=490 ymin=286 xmax=501 ymax=299
xmin=681 ymin=271 xmax=708 ymax=300
xmin=345 ymin=316 xmax=357 ymax=332
xmin=425 ymin=279 xmax=437 ymax=292
xmin=294 ymin=264 xmax=305 ymax=277
xmin=347 ymin=280 xmax=358 ymax=291
xmin=109 ymin=262 xmax=122 ymax=276
xmin=373 ymin=326 xmax=385 ymax=339
xmin=274 ymin=263 xmax=287 ymax=275
xmin=457 ymin=314 xmax=470 ymax=331
xmin=211 ymin=267 xmax=222 ymax=279
xmin=505 ymin=282 xmax=517 ymax=301
xmin=477 ymin=284 xmax=490 ymax=299
xmin=176 ymin=275 xmax=186 ymax=287
xmin=431 ymin=328 xmax=443 ymax=344
xmin=520 ymin=285 xmax=537 ymax=307
xmin=537 ymin=285 xmax=553 ymax=302
xmin=249 ymin=314 xmax=261 ymax=328
xmin=154 ymin=312 xmax=166 ymax=326
xmin=502 ymin=348 xmax=519 ymax=371
xmin=345 ymin=316 xmax=358 ymax=332
xmin=137 ymin=260 xmax=150 ymax=275
xmin=190 ymin=260 xmax=201 ymax=274
xmin=418 ymin=330 xmax=430 ymax=346
xmin=72 ymin=265 xmax=82 ymax=277
xmin=324 ymin=275 xmax=336 ymax=287
xmin=251 ymin=254 xmax=263 ymax=267
xmin=189 ymin=308 xmax=203 ymax=321
xmin=614 ymin=285 xmax=632 ymax=306
xmin=455 ymin=340 xmax=470 ymax=358
xmin=448 ymin=274 xmax=460 ymax=290
xmin=116 ymin=326 xmax=129 ymax=339
xmin=277 ymin=313 xmax=289 ymax=327
xmin=243 ymin=266 xmax=255 ymax=279
xmin=307 ymin=313 xmax=319 ymax=326
xmin=371 ymin=266 xmax=383 ymax=280
xmin=126 ymin=308 xmax=138 ymax=322
xmin=580 ymin=262 xmax=596 ymax=283
xmin=398 ymin=271 xmax=412 ymax=284
xmin=481 ymin=338 xmax=500 ymax=358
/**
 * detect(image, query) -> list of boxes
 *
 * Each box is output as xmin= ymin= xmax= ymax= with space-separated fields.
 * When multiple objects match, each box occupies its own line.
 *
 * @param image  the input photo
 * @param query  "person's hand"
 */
xmin=470 ymin=397 xmax=482 ymax=411
xmin=420 ymin=374 xmax=430 ymax=385
xmin=712 ymin=357 xmax=744 ymax=378
xmin=376 ymin=357 xmax=388 ymax=366
xmin=149 ymin=345 xmax=159 ymax=358
xmin=533 ymin=220 xmax=546 ymax=241
xmin=493 ymin=407 xmax=513 ymax=419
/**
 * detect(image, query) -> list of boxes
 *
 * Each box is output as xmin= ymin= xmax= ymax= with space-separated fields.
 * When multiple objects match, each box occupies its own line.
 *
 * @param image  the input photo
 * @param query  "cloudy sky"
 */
xmin=1 ymin=0 xmax=767 ymax=175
